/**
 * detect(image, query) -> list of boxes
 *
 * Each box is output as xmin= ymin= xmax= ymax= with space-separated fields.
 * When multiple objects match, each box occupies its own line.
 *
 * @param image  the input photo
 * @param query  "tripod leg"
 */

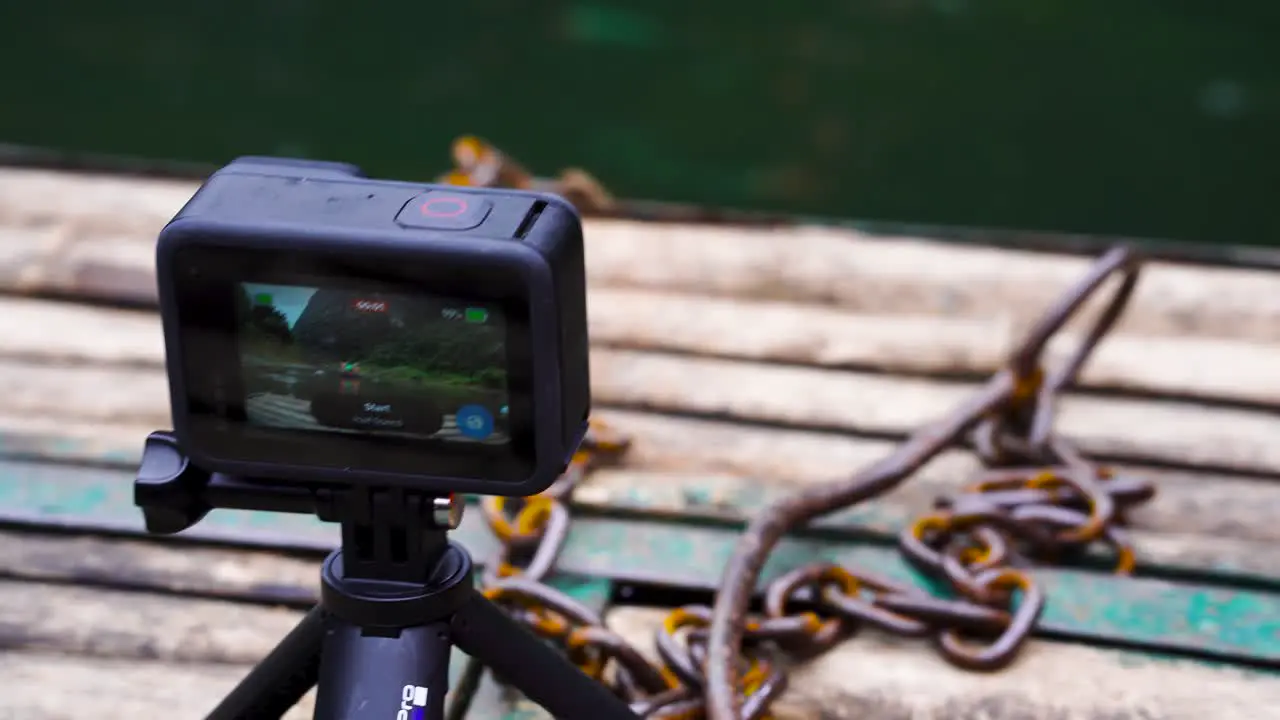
xmin=450 ymin=588 xmax=640 ymax=720
xmin=208 ymin=605 xmax=326 ymax=720
xmin=443 ymin=656 xmax=486 ymax=720
xmin=313 ymin=619 xmax=452 ymax=720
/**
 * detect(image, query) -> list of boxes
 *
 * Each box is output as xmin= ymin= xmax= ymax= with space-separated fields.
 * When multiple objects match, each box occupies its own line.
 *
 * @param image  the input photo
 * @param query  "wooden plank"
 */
xmin=4 ymin=166 xmax=1280 ymax=346
xmin=3 ymin=493 xmax=1279 ymax=664
xmin=604 ymin=607 xmax=1280 ymax=720
xmin=555 ymin=518 xmax=1280 ymax=666
xmin=0 ymin=653 xmax=315 ymax=720
xmin=6 ymin=402 xmax=1280 ymax=586
xmin=0 ymin=298 xmax=162 ymax=367
xmin=0 ymin=581 xmax=534 ymax=720
xmin=588 ymin=288 xmax=1280 ymax=407
xmin=2 ymin=295 xmax=1278 ymax=474
xmin=5 ymin=339 xmax=1275 ymax=475
xmin=0 ymin=529 xmax=612 ymax=617
xmin=3 ymin=293 xmax=1279 ymax=579
xmin=0 ymin=579 xmax=299 ymax=665
xmin=5 ymin=289 xmax=1279 ymax=422
xmin=589 ymin=349 xmax=1280 ymax=474
xmin=0 ymin=529 xmax=319 ymax=603
xmin=16 ymin=408 xmax=1280 ymax=551
xmin=2 ymin=547 xmax=1277 ymax=720
xmin=581 ymin=221 xmax=1280 ymax=344
xmin=580 ymin=472 xmax=1280 ymax=585
xmin=590 ymin=411 xmax=1280 ymax=547
xmin=6 ymin=450 xmax=1278 ymax=589
xmin=0 ymin=415 xmax=154 ymax=465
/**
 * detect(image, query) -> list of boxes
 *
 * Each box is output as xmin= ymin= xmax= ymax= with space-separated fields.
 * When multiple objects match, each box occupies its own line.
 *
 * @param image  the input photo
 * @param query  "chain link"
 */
xmin=439 ymin=153 xmax=1154 ymax=719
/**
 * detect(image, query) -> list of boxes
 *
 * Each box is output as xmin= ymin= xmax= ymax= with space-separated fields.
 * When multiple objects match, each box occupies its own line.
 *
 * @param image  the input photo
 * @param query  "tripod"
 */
xmin=134 ymin=431 xmax=641 ymax=720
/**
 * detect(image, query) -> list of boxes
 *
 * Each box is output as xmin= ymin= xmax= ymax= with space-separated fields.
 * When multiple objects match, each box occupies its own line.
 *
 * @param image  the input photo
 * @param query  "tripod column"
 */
xmin=315 ymin=490 xmax=475 ymax=720
xmin=315 ymin=620 xmax=452 ymax=720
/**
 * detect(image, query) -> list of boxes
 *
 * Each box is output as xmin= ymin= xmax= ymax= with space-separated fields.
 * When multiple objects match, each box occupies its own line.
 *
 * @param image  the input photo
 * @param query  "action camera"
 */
xmin=155 ymin=156 xmax=591 ymax=496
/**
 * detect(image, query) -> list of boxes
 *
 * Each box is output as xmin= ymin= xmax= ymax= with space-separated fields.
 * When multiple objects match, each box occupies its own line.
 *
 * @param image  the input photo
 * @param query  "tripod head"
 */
xmin=135 ymin=430 xmax=466 ymax=585
xmin=134 ymin=430 xmax=637 ymax=720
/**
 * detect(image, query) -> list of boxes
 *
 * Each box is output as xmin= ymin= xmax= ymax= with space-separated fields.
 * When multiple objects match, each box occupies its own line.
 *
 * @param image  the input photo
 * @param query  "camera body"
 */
xmin=156 ymin=156 xmax=591 ymax=497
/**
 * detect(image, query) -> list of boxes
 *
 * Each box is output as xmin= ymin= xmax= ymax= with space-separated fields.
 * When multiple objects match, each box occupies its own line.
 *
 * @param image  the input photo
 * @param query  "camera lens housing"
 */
xmin=155 ymin=156 xmax=590 ymax=497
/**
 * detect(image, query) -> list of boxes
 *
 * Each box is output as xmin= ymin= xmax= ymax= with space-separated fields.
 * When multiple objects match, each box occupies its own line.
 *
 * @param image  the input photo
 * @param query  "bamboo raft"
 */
xmin=0 ymin=167 xmax=1278 ymax=718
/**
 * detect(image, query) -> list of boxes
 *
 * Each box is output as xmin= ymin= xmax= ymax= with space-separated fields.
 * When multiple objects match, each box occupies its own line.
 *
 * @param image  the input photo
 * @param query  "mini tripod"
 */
xmin=134 ymin=431 xmax=641 ymax=720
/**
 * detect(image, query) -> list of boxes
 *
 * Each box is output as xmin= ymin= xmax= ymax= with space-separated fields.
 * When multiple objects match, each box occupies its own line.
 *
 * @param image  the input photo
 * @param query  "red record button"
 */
xmin=395 ymin=191 xmax=492 ymax=230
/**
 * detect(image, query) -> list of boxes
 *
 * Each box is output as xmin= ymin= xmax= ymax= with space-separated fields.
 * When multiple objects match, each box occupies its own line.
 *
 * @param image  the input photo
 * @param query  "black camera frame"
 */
xmin=155 ymin=157 xmax=591 ymax=497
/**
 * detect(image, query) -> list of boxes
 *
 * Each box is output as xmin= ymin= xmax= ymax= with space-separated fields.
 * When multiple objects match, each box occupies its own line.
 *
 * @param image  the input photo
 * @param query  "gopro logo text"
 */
xmin=397 ymin=684 xmax=428 ymax=720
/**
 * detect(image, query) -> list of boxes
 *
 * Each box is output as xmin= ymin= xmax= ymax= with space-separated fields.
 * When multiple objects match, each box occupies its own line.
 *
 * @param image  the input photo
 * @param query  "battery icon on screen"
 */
xmin=464 ymin=307 xmax=488 ymax=324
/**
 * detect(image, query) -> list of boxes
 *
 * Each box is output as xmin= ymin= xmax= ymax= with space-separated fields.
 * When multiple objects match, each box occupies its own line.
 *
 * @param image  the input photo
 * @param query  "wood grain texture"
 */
xmin=0 ymin=530 xmax=318 ymax=601
xmin=587 ymin=288 xmax=1280 ymax=406
xmin=2 ymin=297 xmax=1277 ymax=474
xmin=604 ymin=607 xmax=1280 ymax=720
xmin=2 ymin=539 xmax=1274 ymax=720
xmin=3 ymin=355 xmax=1279 ymax=532
xmin=0 ymin=653 xmax=315 ymax=720
xmin=7 ymin=290 xmax=1280 ymax=413
xmin=3 ymin=415 xmax=1279 ymax=590
xmin=0 ymin=580 xmax=300 ymax=664
xmin=587 ymin=349 xmax=1280 ymax=474
xmin=581 ymin=222 xmax=1280 ymax=344
xmin=3 ymin=166 xmax=1280 ymax=345
xmin=0 ymin=579 xmax=518 ymax=720
xmin=588 ymin=410 xmax=1280 ymax=543
xmin=5 ymin=167 xmax=1280 ymax=719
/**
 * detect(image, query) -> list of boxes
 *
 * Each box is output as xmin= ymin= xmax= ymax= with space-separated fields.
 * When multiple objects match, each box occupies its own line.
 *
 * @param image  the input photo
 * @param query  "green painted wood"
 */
xmin=3 ymin=430 xmax=1274 ymax=589
xmin=0 ymin=1 xmax=1277 ymax=247
xmin=3 ymin=456 xmax=1279 ymax=667
xmin=591 ymin=473 xmax=1280 ymax=591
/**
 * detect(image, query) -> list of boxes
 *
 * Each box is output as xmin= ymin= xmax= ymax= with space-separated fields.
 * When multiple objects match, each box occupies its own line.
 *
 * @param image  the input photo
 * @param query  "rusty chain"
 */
xmin=702 ymin=245 xmax=1148 ymax=718
xmin=440 ymin=152 xmax=1154 ymax=719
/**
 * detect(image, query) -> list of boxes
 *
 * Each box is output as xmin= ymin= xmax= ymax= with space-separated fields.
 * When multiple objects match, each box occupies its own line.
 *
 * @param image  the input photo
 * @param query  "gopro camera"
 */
xmin=155 ymin=156 xmax=590 ymax=497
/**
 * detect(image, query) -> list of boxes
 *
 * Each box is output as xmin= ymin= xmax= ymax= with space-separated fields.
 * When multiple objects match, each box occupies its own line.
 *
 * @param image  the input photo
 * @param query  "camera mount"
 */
xmin=135 ymin=431 xmax=640 ymax=720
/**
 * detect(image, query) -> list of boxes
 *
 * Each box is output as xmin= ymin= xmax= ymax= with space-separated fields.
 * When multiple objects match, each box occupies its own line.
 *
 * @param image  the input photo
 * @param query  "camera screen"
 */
xmin=235 ymin=282 xmax=510 ymax=446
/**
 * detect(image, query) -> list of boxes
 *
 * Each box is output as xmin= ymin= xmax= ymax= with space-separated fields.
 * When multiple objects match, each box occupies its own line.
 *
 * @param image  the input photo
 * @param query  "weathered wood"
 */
xmin=5 ymin=351 xmax=1280 ymax=546
xmin=588 ymin=349 xmax=1280 ymax=474
xmin=0 ymin=581 xmax=512 ymax=720
xmin=0 ymin=414 xmax=155 ymax=463
xmin=6 ymin=290 xmax=1280 ymax=417
xmin=0 ymin=653 xmax=315 ymax=720
xmin=8 ymin=400 xmax=1279 ymax=552
xmin=3 ymin=317 xmax=1278 ymax=474
xmin=0 ymin=530 xmax=317 ymax=601
xmin=0 ymin=297 xmax=162 ymax=367
xmin=2 ymin=540 xmax=1277 ymax=720
xmin=581 ymin=472 xmax=1280 ymax=583
xmin=5 ymin=166 xmax=1280 ymax=719
xmin=582 ymin=222 xmax=1280 ymax=344
xmin=588 ymin=288 xmax=1280 ymax=406
xmin=0 ymin=580 xmax=300 ymax=664
xmin=0 ymin=360 xmax=170 ymax=427
xmin=6 ymin=403 xmax=1280 ymax=584
xmin=5 ymin=505 xmax=1280 ymax=664
xmin=604 ymin=607 xmax=1280 ymax=720
xmin=591 ymin=410 xmax=1280 ymax=546
xmin=3 ymin=166 xmax=1280 ymax=344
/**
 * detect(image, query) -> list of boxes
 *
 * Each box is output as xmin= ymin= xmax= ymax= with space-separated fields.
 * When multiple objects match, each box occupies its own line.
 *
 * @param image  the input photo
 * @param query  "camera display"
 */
xmin=236 ymin=282 xmax=511 ymax=446
xmin=157 ymin=156 xmax=592 ymax=494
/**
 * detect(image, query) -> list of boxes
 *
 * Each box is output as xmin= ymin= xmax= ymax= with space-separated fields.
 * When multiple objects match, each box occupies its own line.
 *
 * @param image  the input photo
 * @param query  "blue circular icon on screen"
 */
xmin=455 ymin=405 xmax=494 ymax=440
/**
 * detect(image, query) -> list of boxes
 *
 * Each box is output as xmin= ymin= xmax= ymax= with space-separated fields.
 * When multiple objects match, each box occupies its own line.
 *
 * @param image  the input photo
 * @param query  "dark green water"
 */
xmin=1 ymin=1 xmax=1277 ymax=246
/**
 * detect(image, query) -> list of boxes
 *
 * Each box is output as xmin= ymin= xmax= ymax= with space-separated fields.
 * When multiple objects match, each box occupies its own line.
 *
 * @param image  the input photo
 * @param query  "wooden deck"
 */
xmin=0 ymin=167 xmax=1279 ymax=719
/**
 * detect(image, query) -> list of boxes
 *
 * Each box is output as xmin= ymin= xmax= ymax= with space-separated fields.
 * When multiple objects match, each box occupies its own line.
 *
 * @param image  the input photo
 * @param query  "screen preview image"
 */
xmin=235 ymin=282 xmax=510 ymax=444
